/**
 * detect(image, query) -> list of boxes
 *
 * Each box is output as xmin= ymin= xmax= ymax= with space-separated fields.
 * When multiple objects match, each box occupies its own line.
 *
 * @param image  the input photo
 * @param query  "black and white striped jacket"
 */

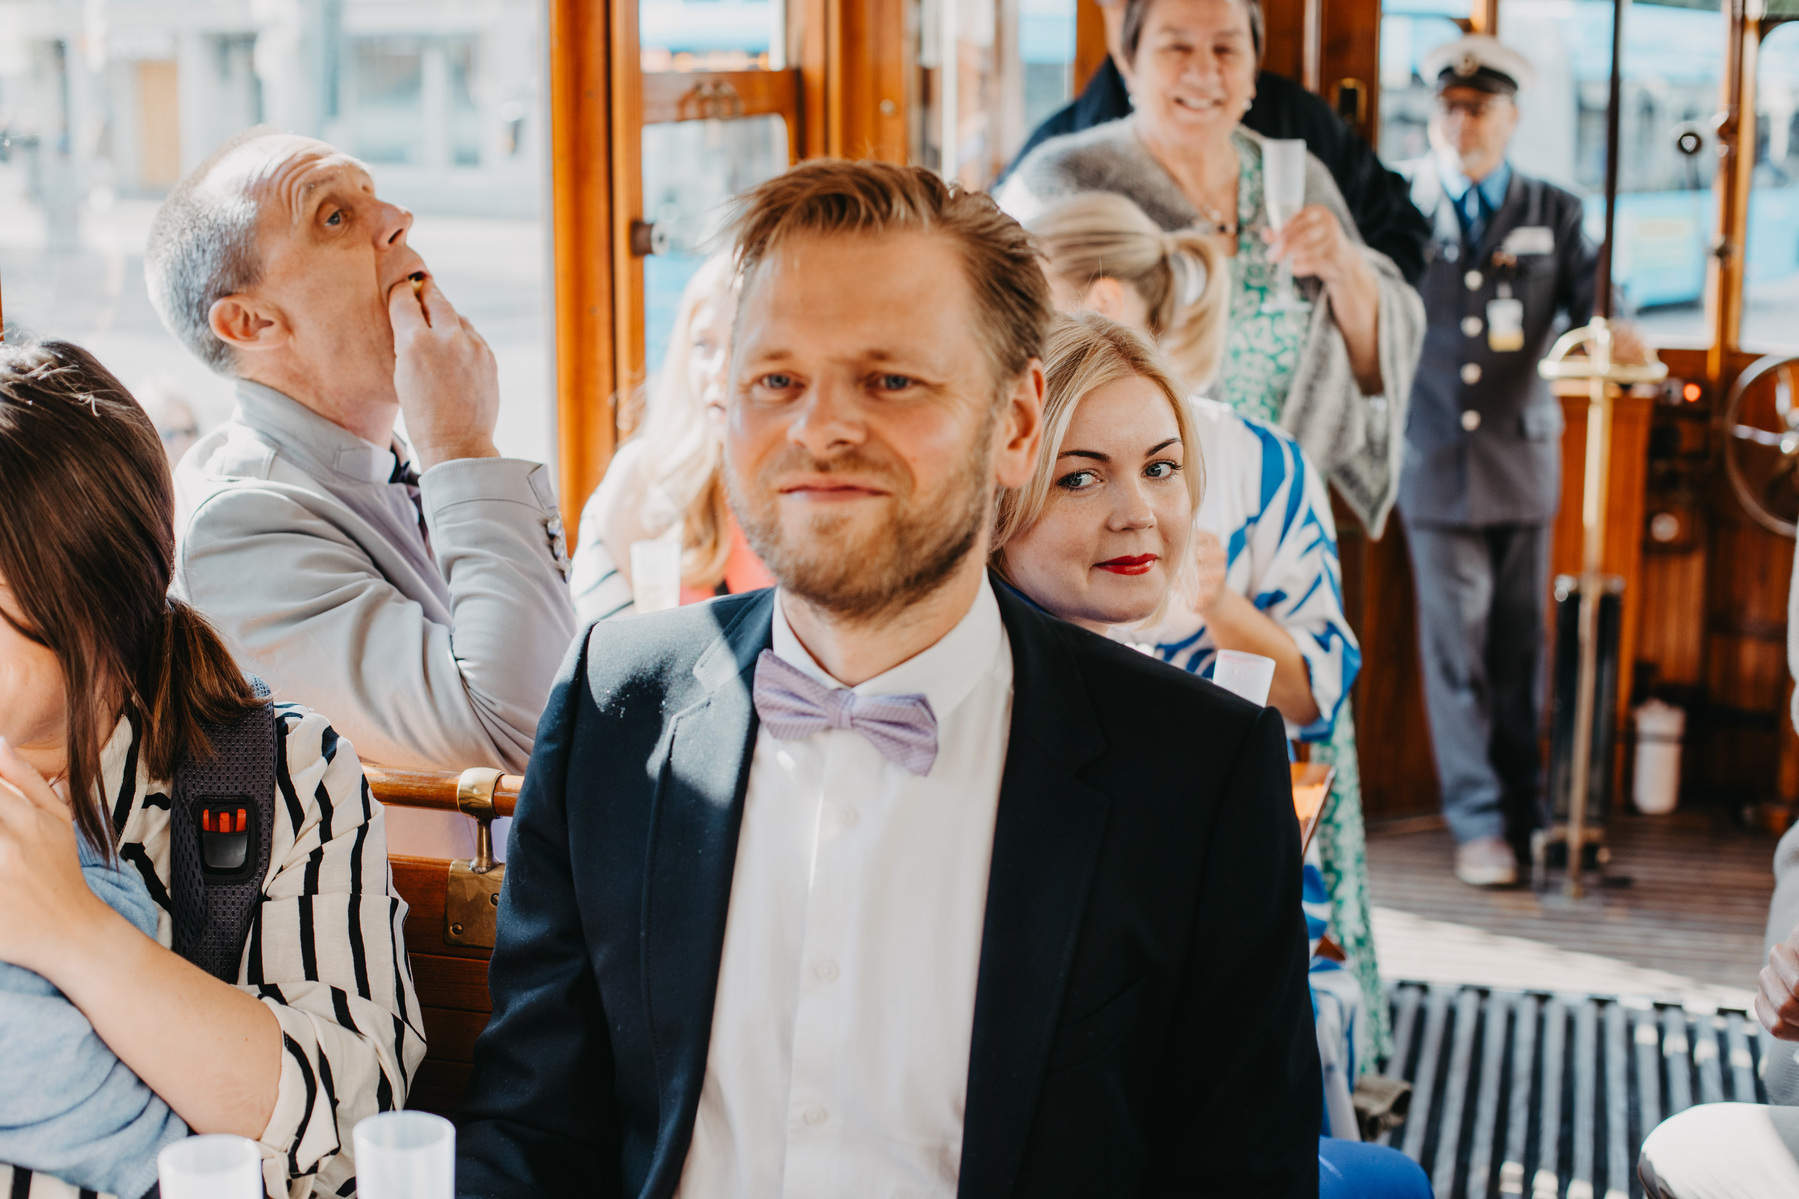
xmin=1 ymin=704 xmax=424 ymax=1198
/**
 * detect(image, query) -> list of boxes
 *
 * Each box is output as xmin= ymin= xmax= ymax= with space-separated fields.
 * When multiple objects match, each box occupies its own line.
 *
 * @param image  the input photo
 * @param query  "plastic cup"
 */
xmin=1213 ymin=649 xmax=1277 ymax=706
xmin=157 ymin=1134 xmax=263 ymax=1199
xmin=353 ymin=1111 xmax=455 ymax=1199
xmin=629 ymin=536 xmax=682 ymax=613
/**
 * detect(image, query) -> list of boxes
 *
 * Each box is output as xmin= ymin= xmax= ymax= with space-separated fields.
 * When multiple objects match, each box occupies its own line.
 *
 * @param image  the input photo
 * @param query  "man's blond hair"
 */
xmin=726 ymin=158 xmax=1053 ymax=387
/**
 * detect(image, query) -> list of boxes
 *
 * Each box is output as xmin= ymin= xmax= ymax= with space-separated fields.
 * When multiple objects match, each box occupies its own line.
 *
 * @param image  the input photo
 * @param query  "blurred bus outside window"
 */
xmin=1742 ymin=15 xmax=1799 ymax=350
xmin=0 ymin=0 xmax=554 ymax=467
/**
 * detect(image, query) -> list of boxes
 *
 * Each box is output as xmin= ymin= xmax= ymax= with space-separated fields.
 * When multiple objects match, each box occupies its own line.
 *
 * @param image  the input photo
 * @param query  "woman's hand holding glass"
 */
xmin=1266 ymin=204 xmax=1385 ymax=394
xmin=0 ymin=738 xmax=116 ymax=979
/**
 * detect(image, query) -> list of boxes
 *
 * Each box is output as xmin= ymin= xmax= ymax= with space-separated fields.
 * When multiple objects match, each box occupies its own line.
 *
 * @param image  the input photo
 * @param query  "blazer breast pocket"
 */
xmin=1047 ymin=976 xmax=1149 ymax=1074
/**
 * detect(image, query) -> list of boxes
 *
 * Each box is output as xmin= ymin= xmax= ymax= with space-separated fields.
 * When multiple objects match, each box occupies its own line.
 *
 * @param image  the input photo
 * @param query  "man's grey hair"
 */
xmin=145 ymin=127 xmax=282 ymax=376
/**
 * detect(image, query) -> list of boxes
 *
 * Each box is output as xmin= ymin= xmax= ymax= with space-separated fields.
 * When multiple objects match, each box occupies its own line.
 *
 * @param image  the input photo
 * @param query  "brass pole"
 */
xmin=1564 ymin=321 xmax=1616 ymax=897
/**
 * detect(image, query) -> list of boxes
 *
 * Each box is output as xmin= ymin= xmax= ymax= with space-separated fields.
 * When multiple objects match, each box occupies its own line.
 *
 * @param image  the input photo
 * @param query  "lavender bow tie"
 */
xmin=752 ymin=649 xmax=939 ymax=776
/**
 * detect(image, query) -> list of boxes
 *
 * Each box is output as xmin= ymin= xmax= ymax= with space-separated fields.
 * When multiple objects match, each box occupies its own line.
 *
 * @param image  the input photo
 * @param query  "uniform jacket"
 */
xmin=172 ymin=381 xmax=577 ymax=774
xmin=455 ymin=582 xmax=1322 ymax=1198
xmin=1397 ymin=156 xmax=1599 ymax=527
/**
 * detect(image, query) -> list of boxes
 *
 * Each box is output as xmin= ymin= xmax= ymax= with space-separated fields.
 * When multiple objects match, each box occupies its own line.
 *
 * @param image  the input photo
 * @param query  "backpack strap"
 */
xmin=169 ymin=678 xmax=278 ymax=982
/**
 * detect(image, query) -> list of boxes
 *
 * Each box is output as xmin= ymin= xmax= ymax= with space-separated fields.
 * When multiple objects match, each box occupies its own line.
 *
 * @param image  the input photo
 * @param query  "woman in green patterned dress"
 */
xmin=997 ymin=0 xmax=1427 ymax=1068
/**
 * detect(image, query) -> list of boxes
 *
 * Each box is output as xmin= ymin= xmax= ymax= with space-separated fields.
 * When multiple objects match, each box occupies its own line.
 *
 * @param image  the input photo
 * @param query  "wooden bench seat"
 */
xmin=368 ymin=769 xmax=517 ymax=1117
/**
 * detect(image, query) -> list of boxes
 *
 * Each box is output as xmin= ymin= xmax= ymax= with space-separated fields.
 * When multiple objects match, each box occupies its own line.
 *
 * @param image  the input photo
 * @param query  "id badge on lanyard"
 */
xmin=1487 ymin=286 xmax=1524 ymax=353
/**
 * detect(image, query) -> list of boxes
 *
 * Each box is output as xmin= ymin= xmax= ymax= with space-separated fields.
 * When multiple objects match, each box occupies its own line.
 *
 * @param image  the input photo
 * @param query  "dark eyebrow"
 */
xmin=1057 ymin=449 xmax=1110 ymax=462
xmin=1148 ymin=438 xmax=1180 ymax=454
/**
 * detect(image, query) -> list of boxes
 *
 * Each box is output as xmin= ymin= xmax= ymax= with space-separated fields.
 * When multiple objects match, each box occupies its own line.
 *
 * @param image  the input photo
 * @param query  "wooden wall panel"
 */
xmin=548 ymin=0 xmax=619 ymax=535
xmin=1074 ymin=0 xmax=1110 ymax=91
xmin=833 ymin=0 xmax=909 ymax=161
xmin=1353 ymin=392 xmax=1655 ymax=822
xmin=1341 ymin=511 xmax=1440 ymax=821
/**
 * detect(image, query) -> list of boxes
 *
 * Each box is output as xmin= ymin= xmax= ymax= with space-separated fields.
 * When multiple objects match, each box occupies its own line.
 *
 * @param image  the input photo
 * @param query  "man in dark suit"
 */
xmin=455 ymin=158 xmax=1319 ymax=1198
xmin=999 ymin=0 xmax=1432 ymax=285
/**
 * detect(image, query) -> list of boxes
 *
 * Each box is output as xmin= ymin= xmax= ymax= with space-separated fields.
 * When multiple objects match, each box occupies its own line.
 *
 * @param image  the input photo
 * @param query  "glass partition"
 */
xmin=0 ymin=0 xmax=554 ymax=465
xmin=1742 ymin=20 xmax=1799 ymax=350
xmin=640 ymin=113 xmax=789 ymax=371
xmin=1503 ymin=0 xmax=1722 ymax=343
xmin=1378 ymin=0 xmax=1469 ymax=163
xmin=640 ymin=0 xmax=782 ymax=72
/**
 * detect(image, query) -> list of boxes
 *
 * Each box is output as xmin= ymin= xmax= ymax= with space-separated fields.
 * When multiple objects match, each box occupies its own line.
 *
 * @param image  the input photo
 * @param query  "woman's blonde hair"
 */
xmin=1029 ymin=192 xmax=1228 ymax=393
xmin=598 ymin=253 xmax=739 ymax=591
xmin=992 ymin=314 xmax=1204 ymax=621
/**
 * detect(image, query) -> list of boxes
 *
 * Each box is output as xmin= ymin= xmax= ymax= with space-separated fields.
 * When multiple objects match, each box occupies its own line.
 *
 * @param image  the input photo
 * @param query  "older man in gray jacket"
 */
xmin=153 ymin=129 xmax=576 ymax=855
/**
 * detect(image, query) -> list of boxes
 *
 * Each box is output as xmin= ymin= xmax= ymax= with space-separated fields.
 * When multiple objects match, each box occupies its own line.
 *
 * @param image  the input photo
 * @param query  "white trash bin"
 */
xmin=1632 ymin=700 xmax=1686 ymax=815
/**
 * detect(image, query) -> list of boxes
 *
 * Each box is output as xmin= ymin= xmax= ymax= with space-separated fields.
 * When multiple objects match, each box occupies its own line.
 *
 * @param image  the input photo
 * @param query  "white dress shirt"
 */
xmin=674 ymin=576 xmax=1014 ymax=1199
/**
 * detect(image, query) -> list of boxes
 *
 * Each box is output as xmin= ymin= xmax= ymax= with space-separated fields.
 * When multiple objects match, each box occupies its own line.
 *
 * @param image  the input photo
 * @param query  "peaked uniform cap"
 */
xmin=1422 ymin=35 xmax=1537 ymax=95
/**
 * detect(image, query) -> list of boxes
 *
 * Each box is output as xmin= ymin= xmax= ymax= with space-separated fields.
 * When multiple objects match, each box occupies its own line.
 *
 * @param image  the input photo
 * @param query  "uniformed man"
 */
xmin=1397 ymin=35 xmax=1647 ymax=887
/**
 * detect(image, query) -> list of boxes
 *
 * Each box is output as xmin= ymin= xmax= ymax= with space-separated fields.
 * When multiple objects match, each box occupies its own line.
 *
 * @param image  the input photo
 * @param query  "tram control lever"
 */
xmin=1535 ymin=318 xmax=1667 ymax=898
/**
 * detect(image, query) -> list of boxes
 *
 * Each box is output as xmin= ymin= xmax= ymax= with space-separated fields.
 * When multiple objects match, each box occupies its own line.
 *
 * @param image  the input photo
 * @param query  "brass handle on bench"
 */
xmin=446 ymin=767 xmax=506 ymax=948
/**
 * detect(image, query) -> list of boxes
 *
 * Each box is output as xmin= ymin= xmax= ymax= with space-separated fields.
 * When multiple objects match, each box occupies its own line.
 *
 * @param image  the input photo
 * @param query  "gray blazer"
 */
xmin=172 ymin=382 xmax=577 ymax=777
xmin=1396 ymin=157 xmax=1595 ymax=529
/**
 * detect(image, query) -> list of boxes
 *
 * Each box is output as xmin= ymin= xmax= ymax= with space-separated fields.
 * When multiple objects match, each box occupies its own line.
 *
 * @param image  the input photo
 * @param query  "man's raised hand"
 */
xmin=389 ymin=272 xmax=502 ymax=471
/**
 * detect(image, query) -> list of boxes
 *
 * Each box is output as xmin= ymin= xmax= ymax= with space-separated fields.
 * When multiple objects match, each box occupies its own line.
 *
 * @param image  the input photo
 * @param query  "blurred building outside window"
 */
xmin=0 ymin=0 xmax=554 ymax=468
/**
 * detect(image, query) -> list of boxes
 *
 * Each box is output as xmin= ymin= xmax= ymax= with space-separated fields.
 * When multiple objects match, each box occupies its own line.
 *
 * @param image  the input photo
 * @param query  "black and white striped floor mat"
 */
xmin=1381 ymin=982 xmax=1768 ymax=1199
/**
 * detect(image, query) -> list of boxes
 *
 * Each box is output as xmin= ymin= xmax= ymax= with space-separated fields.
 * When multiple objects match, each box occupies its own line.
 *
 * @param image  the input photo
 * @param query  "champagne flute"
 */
xmin=354 ymin=1111 xmax=456 ymax=1199
xmin=157 ymin=1135 xmax=264 ymax=1199
xmin=1261 ymin=139 xmax=1311 ymax=313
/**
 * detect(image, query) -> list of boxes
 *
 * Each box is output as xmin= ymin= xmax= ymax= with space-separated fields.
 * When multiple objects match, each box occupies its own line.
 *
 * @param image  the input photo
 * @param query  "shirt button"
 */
xmin=1462 ymin=315 xmax=1483 ymax=337
xmin=838 ymin=806 xmax=859 ymax=829
xmin=1465 ymin=269 xmax=1484 ymax=290
xmin=814 ymin=959 xmax=839 ymax=982
xmin=804 ymin=1105 xmax=829 ymax=1126
xmin=1461 ymin=363 xmax=1483 ymax=385
xmin=1461 ymin=409 xmax=1482 ymax=432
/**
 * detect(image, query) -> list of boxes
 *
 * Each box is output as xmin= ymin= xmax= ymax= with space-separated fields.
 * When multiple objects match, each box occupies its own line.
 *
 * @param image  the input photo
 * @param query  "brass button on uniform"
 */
xmin=1465 ymin=270 xmax=1484 ymax=290
xmin=1460 ymin=363 xmax=1483 ymax=385
xmin=1461 ymin=409 xmax=1482 ymax=432
xmin=1462 ymin=315 xmax=1483 ymax=337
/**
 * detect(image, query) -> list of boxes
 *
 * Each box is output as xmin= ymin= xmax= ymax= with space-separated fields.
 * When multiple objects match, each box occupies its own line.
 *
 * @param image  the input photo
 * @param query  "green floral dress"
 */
xmin=1217 ymin=129 xmax=1392 ymax=1067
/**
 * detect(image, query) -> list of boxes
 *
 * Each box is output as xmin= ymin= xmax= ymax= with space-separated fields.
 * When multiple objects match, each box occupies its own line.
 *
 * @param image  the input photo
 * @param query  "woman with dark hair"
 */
xmin=0 ymin=341 xmax=422 ymax=1198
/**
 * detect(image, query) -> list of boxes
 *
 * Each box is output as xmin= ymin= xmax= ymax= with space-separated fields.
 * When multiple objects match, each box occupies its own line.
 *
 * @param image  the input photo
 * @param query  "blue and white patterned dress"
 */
xmin=1145 ymin=398 xmax=1361 ymax=741
xmin=1140 ymin=398 xmax=1392 ymax=1071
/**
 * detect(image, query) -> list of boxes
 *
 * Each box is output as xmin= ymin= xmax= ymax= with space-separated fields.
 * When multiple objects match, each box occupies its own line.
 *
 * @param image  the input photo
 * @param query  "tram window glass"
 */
xmin=1378 ymin=0 xmax=1469 ymax=163
xmin=640 ymin=0 xmax=782 ymax=72
xmin=1742 ymin=20 xmax=1799 ymax=350
xmin=1020 ymin=0 xmax=1078 ymax=139
xmin=914 ymin=0 xmax=1073 ymax=190
xmin=1500 ymin=0 xmax=1722 ymax=344
xmin=0 ymin=0 xmax=554 ymax=465
xmin=641 ymin=114 xmax=789 ymax=370
xmin=917 ymin=0 xmax=999 ymax=189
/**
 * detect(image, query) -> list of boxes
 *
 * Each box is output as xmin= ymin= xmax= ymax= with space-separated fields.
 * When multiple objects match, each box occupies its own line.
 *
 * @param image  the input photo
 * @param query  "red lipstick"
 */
xmin=1095 ymin=554 xmax=1157 ymax=576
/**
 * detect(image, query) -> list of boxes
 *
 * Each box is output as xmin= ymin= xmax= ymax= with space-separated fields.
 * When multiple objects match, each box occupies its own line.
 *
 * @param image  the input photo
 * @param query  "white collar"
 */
xmin=770 ymin=574 xmax=1005 ymax=720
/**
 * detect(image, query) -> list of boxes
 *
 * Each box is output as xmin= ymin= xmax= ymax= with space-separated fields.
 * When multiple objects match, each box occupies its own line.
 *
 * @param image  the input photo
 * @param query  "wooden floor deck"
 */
xmin=1366 ymin=809 xmax=1780 ymax=1011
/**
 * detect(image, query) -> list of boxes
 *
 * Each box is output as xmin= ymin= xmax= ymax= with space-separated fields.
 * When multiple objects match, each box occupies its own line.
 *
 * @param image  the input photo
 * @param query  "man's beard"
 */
xmin=728 ymin=422 xmax=996 ymax=623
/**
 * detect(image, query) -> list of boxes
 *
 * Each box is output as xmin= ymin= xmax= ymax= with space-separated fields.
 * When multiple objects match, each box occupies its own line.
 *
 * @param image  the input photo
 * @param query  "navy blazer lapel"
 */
xmin=639 ymin=591 xmax=773 ymax=1188
xmin=959 ymin=584 xmax=1111 ymax=1198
